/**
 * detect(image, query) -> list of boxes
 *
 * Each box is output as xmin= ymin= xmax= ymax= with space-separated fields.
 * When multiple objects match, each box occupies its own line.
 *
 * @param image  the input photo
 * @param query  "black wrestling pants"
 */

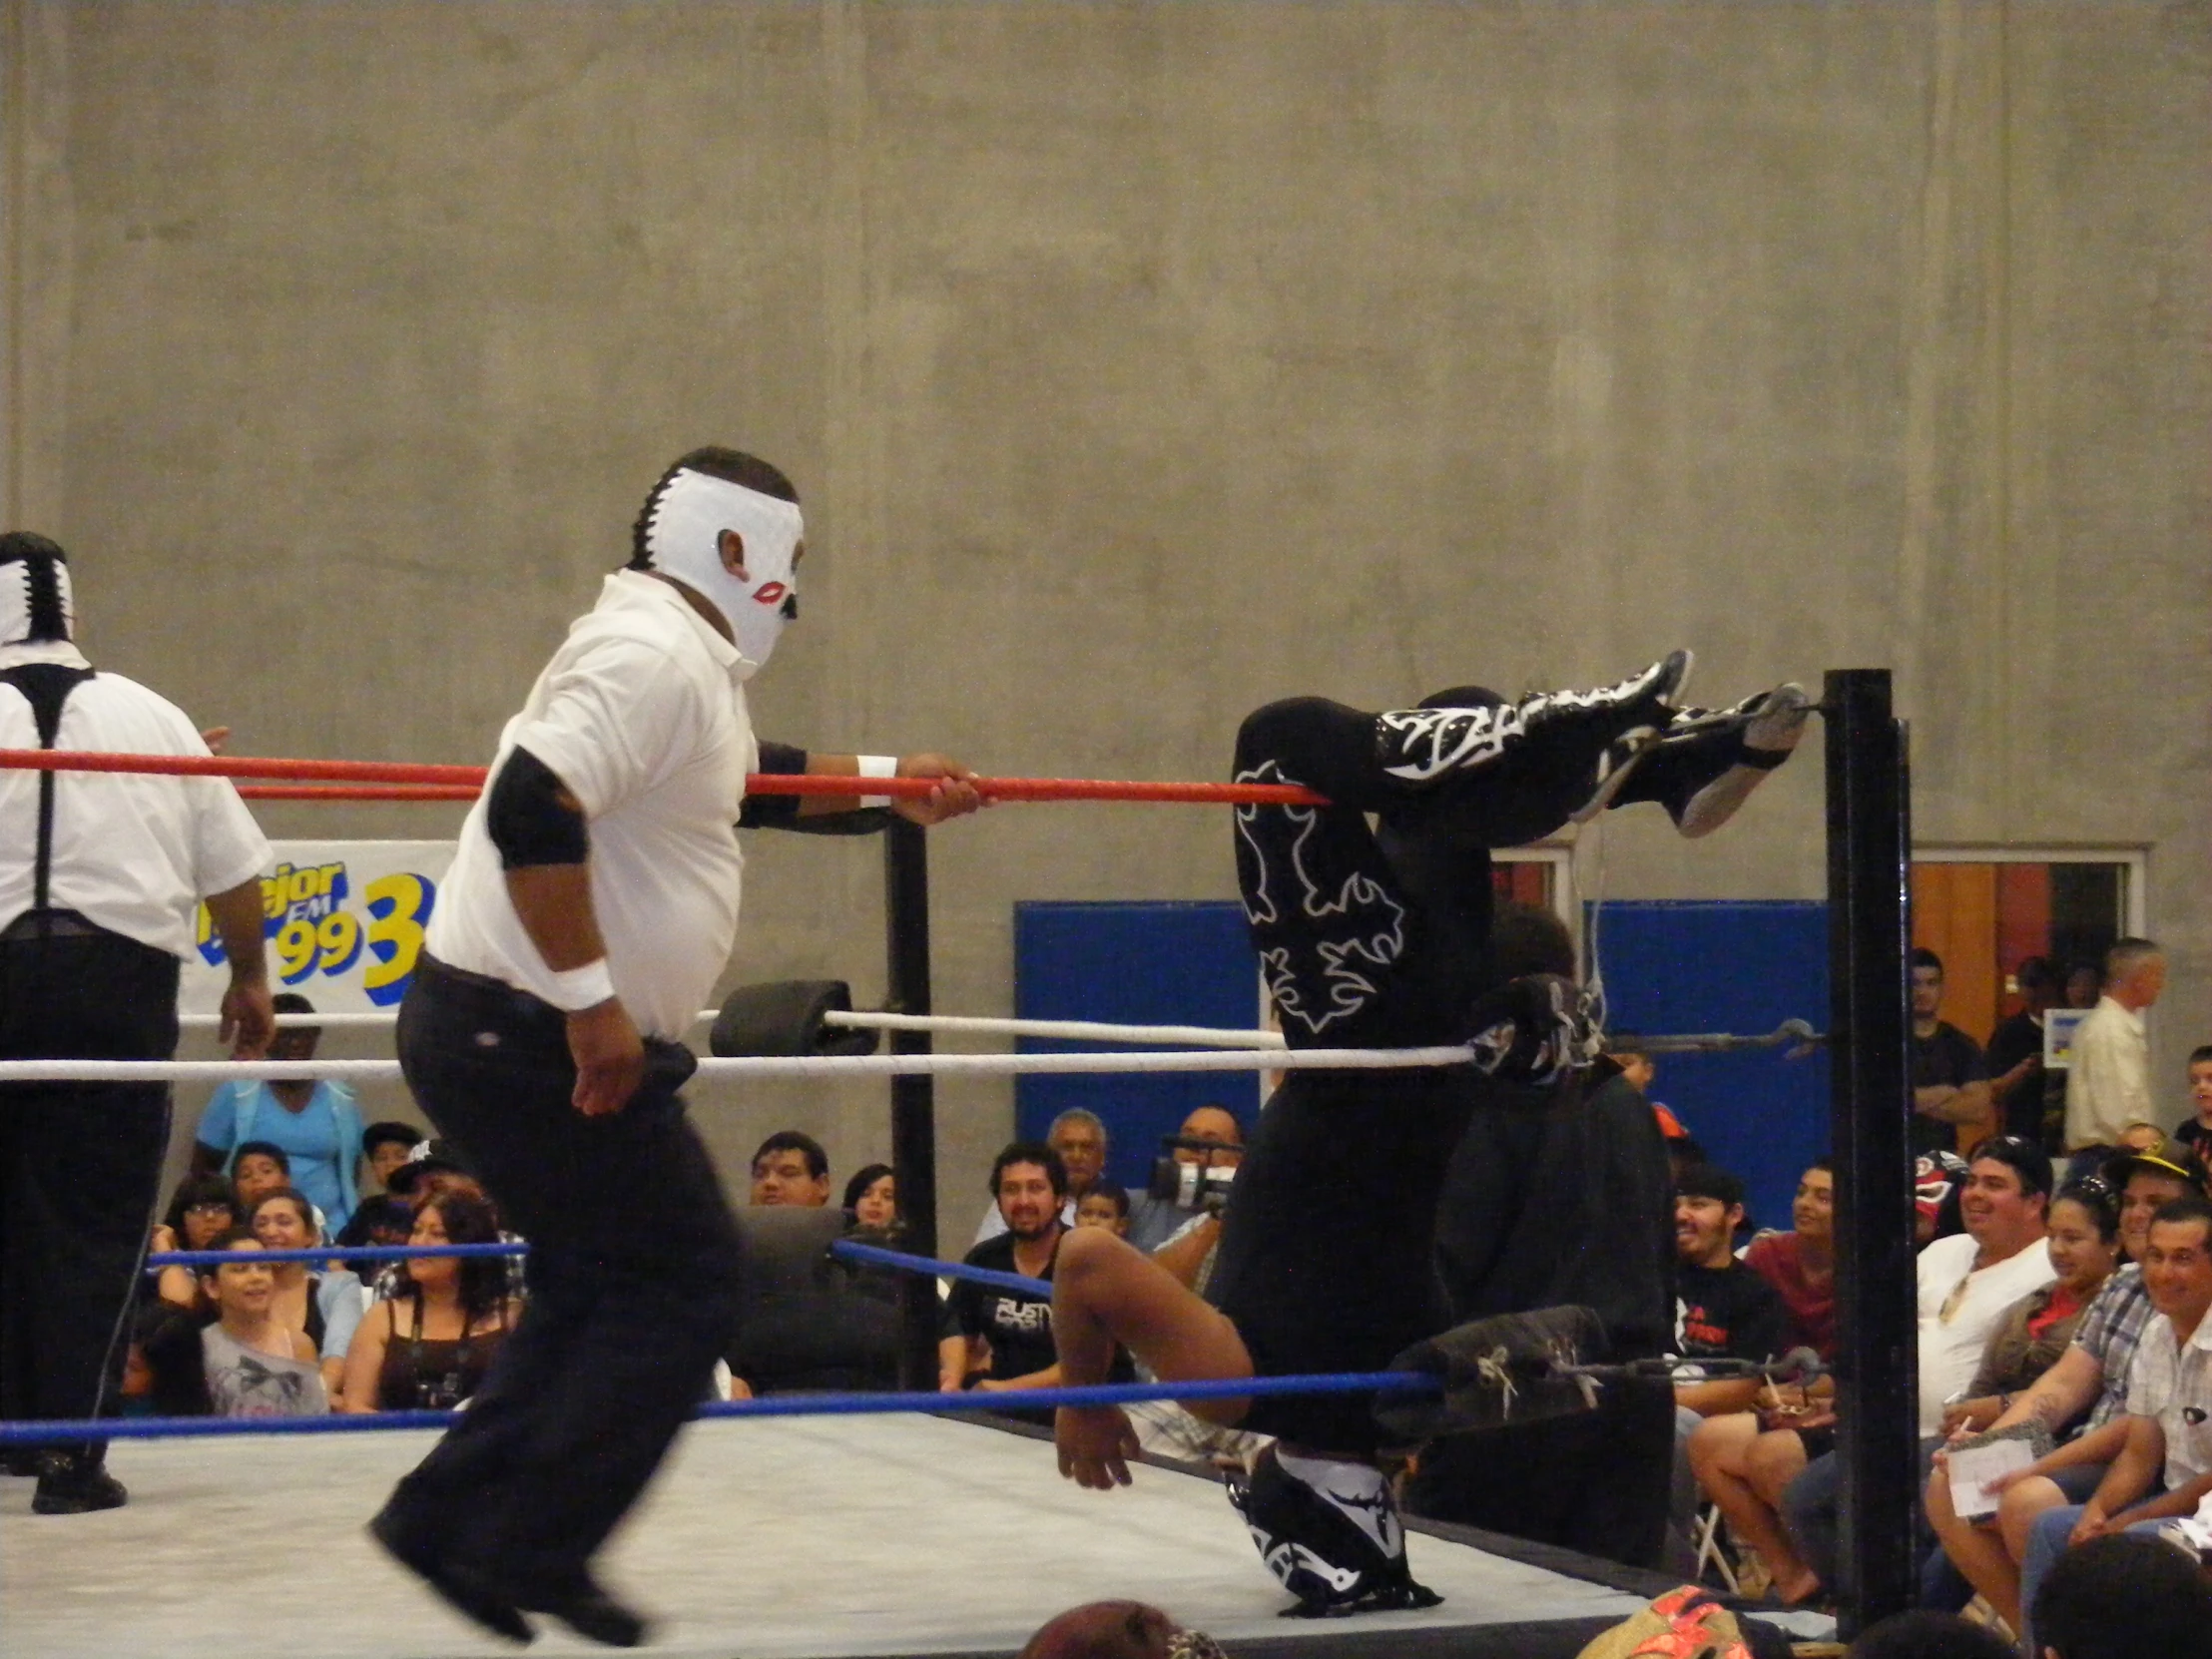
xmin=380 ymin=956 xmax=744 ymax=1591
xmin=1232 ymin=696 xmax=1601 ymax=1049
xmin=0 ymin=924 xmax=177 ymax=1458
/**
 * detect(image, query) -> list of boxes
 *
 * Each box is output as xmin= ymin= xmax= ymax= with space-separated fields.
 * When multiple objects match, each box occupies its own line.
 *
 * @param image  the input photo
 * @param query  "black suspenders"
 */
xmin=0 ymin=663 xmax=96 ymax=917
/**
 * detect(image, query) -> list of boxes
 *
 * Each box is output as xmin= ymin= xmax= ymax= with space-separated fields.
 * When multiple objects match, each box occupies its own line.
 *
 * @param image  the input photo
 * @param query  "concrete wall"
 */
xmin=3 ymin=1 xmax=2206 ymax=1225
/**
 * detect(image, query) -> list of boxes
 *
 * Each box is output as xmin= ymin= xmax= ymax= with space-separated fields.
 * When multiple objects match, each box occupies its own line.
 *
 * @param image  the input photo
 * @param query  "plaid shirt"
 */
xmin=2070 ymin=1264 xmax=2155 ymax=1431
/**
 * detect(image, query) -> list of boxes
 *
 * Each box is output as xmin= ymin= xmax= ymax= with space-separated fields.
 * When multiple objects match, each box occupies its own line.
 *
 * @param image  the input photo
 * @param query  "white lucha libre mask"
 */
xmin=0 ymin=533 xmax=74 ymax=647
xmin=641 ymin=468 xmax=802 ymax=679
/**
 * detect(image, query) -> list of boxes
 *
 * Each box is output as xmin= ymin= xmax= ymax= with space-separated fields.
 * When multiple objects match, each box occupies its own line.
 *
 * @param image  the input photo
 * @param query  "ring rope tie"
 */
xmin=0 ymin=748 xmax=1330 ymax=808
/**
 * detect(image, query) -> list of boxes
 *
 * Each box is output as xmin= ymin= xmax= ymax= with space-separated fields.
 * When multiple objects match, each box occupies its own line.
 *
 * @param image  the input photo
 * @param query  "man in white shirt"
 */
xmin=2066 ymin=938 xmax=2165 ymax=1153
xmin=1914 ymin=1138 xmax=2060 ymax=1431
xmin=1778 ymin=1136 xmax=2055 ymax=1589
xmin=0 ymin=531 xmax=275 ymax=1514
xmin=367 ymin=449 xmax=979 ymax=1647
xmin=2017 ymin=1195 xmax=2212 ymax=1647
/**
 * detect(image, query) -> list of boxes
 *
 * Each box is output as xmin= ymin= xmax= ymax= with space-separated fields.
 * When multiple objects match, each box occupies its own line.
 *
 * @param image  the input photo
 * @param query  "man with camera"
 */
xmin=1125 ymin=1106 xmax=1246 ymax=1253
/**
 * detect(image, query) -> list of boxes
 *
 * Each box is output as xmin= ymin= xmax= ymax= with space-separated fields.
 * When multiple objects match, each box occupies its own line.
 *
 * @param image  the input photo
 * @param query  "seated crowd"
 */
xmin=1670 ymin=942 xmax=2212 ymax=1651
xmin=134 ymin=1098 xmax=523 ymax=1420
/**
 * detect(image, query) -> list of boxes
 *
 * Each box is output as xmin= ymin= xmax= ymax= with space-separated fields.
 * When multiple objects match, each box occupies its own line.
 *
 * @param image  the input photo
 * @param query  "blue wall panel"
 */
xmin=1591 ymin=900 xmax=1831 ymax=1235
xmin=1011 ymin=896 xmax=1831 ymax=1239
xmin=1013 ymin=900 xmax=1261 ymax=1192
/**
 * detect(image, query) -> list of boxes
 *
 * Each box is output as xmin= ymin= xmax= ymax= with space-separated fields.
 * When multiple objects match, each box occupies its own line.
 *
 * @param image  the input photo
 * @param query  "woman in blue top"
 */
xmin=191 ymin=993 xmax=364 ymax=1232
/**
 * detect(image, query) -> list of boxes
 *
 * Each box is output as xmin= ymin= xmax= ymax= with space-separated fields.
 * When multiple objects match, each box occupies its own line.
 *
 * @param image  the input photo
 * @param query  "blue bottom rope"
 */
xmin=0 ymin=1371 xmax=1437 ymax=1446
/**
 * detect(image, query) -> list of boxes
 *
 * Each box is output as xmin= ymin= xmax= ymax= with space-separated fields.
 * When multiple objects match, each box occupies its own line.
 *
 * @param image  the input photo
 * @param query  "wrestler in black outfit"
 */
xmin=1050 ymin=652 xmax=1810 ymax=1614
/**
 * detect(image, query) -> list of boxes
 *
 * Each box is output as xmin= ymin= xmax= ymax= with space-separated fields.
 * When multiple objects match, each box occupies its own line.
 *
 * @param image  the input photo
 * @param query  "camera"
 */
xmin=1148 ymin=1136 xmax=1238 ymax=1214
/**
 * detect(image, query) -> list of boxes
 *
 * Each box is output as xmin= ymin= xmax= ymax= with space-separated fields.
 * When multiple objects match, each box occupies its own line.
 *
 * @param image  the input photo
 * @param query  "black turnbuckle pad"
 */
xmin=1376 ymin=1305 xmax=1609 ymax=1440
xmin=710 ymin=981 xmax=880 ymax=1058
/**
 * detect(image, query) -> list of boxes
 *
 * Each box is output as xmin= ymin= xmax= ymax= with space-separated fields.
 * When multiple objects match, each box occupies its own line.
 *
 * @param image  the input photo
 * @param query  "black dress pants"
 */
xmin=0 ymin=926 xmax=179 ymax=1456
xmin=380 ymin=956 xmax=745 ymax=1590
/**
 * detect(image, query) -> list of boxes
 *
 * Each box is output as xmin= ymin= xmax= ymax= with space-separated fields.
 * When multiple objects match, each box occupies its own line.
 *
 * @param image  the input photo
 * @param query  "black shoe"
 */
xmin=31 ymin=1452 xmax=126 ymax=1513
xmin=367 ymin=1507 xmax=536 ymax=1645
xmin=2 ymin=1447 xmax=45 ymax=1477
xmin=507 ymin=1574 xmax=651 ymax=1649
xmin=1628 ymin=682 xmax=1811 ymax=837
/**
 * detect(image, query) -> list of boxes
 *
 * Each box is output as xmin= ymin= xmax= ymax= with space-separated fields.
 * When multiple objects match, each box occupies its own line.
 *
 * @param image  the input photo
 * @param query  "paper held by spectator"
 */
xmin=2043 ymin=1007 xmax=2089 ymax=1069
xmin=1947 ymin=1438 xmax=2038 ymax=1521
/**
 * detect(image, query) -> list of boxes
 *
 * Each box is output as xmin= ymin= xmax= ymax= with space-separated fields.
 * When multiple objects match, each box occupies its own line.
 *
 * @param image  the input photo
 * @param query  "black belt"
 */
xmin=412 ymin=951 xmax=570 ymax=1035
xmin=0 ymin=908 xmax=110 ymax=943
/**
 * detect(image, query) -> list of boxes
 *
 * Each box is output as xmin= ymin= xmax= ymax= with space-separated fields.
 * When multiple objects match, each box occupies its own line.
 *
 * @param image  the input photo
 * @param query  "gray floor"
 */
xmin=0 ymin=1415 xmax=1654 ymax=1658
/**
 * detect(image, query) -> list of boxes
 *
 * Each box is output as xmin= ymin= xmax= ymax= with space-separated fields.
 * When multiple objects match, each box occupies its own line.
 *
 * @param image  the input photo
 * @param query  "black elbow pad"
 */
xmin=485 ymin=747 xmax=589 ymax=869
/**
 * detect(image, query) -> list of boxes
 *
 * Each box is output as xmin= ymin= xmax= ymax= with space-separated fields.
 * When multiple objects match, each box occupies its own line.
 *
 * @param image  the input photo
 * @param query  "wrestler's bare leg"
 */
xmin=1051 ymin=1226 xmax=1254 ymax=1489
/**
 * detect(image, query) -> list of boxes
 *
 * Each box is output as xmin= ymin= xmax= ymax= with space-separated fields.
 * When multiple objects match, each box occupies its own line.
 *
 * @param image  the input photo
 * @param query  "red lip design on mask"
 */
xmin=753 ymin=582 xmax=788 ymax=605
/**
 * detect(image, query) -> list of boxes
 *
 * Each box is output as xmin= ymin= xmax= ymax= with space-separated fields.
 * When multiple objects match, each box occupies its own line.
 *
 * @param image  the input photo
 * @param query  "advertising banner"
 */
xmin=182 ymin=840 xmax=455 ymax=1015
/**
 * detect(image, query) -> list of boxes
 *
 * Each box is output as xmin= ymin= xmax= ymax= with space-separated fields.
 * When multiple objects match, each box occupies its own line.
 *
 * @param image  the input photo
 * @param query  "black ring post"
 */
xmin=884 ymin=818 xmax=940 ymax=1390
xmin=1824 ymin=668 xmax=1918 ymax=1637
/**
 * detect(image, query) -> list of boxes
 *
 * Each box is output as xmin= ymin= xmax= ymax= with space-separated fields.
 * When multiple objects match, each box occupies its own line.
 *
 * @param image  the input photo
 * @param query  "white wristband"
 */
xmin=857 ymin=754 xmax=898 ymax=811
xmin=544 ymin=958 xmax=616 ymax=1012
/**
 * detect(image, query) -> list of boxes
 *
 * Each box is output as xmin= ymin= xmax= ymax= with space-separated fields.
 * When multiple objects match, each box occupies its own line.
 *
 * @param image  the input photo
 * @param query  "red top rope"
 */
xmin=0 ymin=749 xmax=1329 ymax=809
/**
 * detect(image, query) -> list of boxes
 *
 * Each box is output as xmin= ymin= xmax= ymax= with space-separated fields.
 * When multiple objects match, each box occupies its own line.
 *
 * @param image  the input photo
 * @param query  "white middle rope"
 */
xmin=175 ymin=1007 xmax=1293 ymax=1046
xmin=0 ymin=1044 xmax=1470 ymax=1084
xmin=821 ymin=1009 xmax=1287 ymax=1048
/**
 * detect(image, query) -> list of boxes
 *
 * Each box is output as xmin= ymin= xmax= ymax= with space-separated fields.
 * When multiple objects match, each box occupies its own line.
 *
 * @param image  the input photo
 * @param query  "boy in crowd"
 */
xmin=1075 ymin=1182 xmax=1131 ymax=1238
xmin=334 ymin=1122 xmax=430 ymax=1270
xmin=230 ymin=1143 xmax=293 ymax=1212
xmin=2169 ymin=1046 xmax=2212 ymax=1162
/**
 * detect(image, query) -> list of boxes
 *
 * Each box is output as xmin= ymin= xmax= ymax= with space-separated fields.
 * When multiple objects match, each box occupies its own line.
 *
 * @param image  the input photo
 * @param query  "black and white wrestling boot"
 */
xmin=1227 ymin=1446 xmax=1441 ymax=1617
xmin=1604 ymin=682 xmax=1811 ymax=837
xmin=1376 ymin=651 xmax=1693 ymax=794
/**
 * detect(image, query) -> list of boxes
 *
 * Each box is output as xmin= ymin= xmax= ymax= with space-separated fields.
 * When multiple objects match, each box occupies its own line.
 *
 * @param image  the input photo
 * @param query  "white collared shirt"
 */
xmin=2125 ymin=1307 xmax=2212 ymax=1488
xmin=0 ymin=642 xmax=271 ymax=956
xmin=2066 ymin=995 xmax=2151 ymax=1150
xmin=1916 ymin=1230 xmax=2058 ymax=1436
xmin=427 ymin=572 xmax=756 ymax=1038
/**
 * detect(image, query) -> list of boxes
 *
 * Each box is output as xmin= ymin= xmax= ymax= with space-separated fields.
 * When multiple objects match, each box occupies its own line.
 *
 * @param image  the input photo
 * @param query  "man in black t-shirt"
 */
xmin=1666 ymin=1163 xmax=1789 ymax=1571
xmin=1985 ymin=956 xmax=2060 ymax=1147
xmin=1673 ymin=1166 xmax=1788 ymax=1391
xmin=942 ymin=1142 xmax=1067 ymax=1395
xmin=1911 ymin=948 xmax=1992 ymax=1158
xmin=941 ymin=1142 xmax=1134 ymax=1423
